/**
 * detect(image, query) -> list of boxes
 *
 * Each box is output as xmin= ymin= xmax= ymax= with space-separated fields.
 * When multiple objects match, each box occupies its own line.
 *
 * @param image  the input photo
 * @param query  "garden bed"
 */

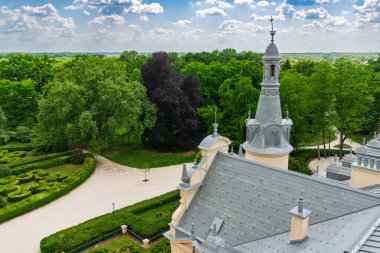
xmin=0 ymin=157 xmax=96 ymax=223
xmin=40 ymin=190 xmax=179 ymax=253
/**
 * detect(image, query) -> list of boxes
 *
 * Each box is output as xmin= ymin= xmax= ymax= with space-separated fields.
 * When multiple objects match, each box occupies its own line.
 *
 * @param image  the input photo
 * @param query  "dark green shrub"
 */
xmin=0 ymin=197 xmax=5 ymax=208
xmin=33 ymin=170 xmax=49 ymax=181
xmin=17 ymin=173 xmax=34 ymax=183
xmin=0 ymin=177 xmax=19 ymax=186
xmin=7 ymin=189 xmax=32 ymax=202
xmin=11 ymin=156 xmax=70 ymax=175
xmin=0 ymin=164 xmax=11 ymax=178
xmin=91 ymin=249 xmax=108 ymax=253
xmin=8 ymin=150 xmax=73 ymax=168
xmin=0 ymin=185 xmax=21 ymax=196
xmin=15 ymin=126 xmax=33 ymax=143
xmin=70 ymin=149 xmax=85 ymax=165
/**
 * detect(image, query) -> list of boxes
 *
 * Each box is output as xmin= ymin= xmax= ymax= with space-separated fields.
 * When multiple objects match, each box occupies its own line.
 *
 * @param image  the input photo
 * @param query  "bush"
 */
xmin=11 ymin=156 xmax=70 ymax=175
xmin=15 ymin=126 xmax=33 ymax=143
xmin=0 ymin=197 xmax=5 ymax=208
xmin=70 ymin=149 xmax=86 ymax=165
xmin=16 ymin=173 xmax=34 ymax=183
xmin=7 ymin=189 xmax=32 ymax=202
xmin=40 ymin=190 xmax=179 ymax=253
xmin=0 ymin=177 xmax=19 ymax=186
xmin=0 ymin=164 xmax=11 ymax=178
xmin=0 ymin=157 xmax=96 ymax=223
xmin=8 ymin=150 xmax=73 ymax=168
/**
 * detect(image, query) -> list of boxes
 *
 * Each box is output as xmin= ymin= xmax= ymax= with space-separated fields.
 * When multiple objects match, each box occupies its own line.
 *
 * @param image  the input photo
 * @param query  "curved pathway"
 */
xmin=0 ymin=155 xmax=186 ymax=253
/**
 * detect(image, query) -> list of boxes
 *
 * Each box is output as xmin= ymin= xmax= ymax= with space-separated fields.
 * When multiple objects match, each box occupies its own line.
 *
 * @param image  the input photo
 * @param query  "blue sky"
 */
xmin=0 ymin=0 xmax=378 ymax=52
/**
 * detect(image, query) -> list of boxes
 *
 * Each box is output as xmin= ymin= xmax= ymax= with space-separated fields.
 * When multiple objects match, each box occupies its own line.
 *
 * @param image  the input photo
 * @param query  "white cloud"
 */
xmin=325 ymin=15 xmax=349 ymax=26
xmin=257 ymin=1 xmax=270 ymax=7
xmin=326 ymin=27 xmax=339 ymax=32
xmin=149 ymin=28 xmax=175 ymax=35
xmin=83 ymin=10 xmax=91 ymax=16
xmin=316 ymin=0 xmax=340 ymax=3
xmin=0 ymin=4 xmax=75 ymax=38
xmin=251 ymin=13 xmax=284 ymax=21
xmin=172 ymin=19 xmax=192 ymax=26
xmin=303 ymin=20 xmax=323 ymax=28
xmin=294 ymin=7 xmax=329 ymax=20
xmin=89 ymin=14 xmax=124 ymax=25
xmin=128 ymin=24 xmax=142 ymax=30
xmin=234 ymin=0 xmax=254 ymax=5
xmin=139 ymin=15 xmax=149 ymax=21
xmin=182 ymin=29 xmax=204 ymax=39
xmin=126 ymin=3 xmax=164 ymax=14
xmin=196 ymin=7 xmax=227 ymax=17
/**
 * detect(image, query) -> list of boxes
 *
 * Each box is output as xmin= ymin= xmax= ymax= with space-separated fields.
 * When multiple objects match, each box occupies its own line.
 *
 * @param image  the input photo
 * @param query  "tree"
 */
xmin=0 ymin=80 xmax=39 ymax=128
xmin=308 ymin=61 xmax=334 ymax=159
xmin=281 ymin=59 xmax=292 ymax=71
xmin=293 ymin=60 xmax=315 ymax=77
xmin=119 ymin=51 xmax=149 ymax=82
xmin=332 ymin=58 xmax=372 ymax=159
xmin=216 ymin=75 xmax=260 ymax=144
xmin=0 ymin=106 xmax=6 ymax=130
xmin=34 ymin=56 xmax=155 ymax=152
xmin=0 ymin=54 xmax=54 ymax=92
xmin=279 ymin=70 xmax=310 ymax=151
xmin=141 ymin=52 xmax=203 ymax=151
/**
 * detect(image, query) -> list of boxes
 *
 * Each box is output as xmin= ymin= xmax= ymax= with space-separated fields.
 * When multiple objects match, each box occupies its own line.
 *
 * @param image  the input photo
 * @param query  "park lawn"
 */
xmin=102 ymin=144 xmax=194 ymax=168
xmin=333 ymin=144 xmax=351 ymax=149
xmin=86 ymin=236 xmax=171 ymax=253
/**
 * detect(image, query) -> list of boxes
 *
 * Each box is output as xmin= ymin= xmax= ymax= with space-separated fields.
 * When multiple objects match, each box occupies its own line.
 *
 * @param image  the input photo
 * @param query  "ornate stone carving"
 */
xmin=261 ymin=88 xmax=279 ymax=96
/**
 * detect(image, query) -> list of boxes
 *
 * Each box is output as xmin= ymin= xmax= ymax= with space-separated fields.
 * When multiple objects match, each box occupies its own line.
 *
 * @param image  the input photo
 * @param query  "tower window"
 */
xmin=270 ymin=65 xmax=275 ymax=77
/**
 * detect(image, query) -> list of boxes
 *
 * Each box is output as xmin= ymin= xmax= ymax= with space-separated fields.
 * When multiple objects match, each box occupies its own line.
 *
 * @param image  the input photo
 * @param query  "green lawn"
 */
xmin=347 ymin=132 xmax=373 ymax=145
xmin=333 ymin=144 xmax=351 ymax=149
xmin=102 ymin=144 xmax=194 ymax=168
xmin=86 ymin=236 xmax=171 ymax=253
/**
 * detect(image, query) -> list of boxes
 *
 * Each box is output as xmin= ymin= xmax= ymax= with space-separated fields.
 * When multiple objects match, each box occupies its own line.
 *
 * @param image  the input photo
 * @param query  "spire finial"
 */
xmin=248 ymin=109 xmax=251 ymax=120
xmin=286 ymin=109 xmax=289 ymax=120
xmin=212 ymin=106 xmax=219 ymax=137
xmin=269 ymin=16 xmax=276 ymax=43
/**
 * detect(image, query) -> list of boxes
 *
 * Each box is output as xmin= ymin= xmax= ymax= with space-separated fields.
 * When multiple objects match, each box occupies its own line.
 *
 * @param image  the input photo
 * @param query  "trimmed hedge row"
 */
xmin=0 ymin=142 xmax=34 ymax=152
xmin=11 ymin=156 xmax=70 ymax=175
xmin=8 ymin=150 xmax=73 ymax=168
xmin=0 ymin=157 xmax=96 ymax=224
xmin=40 ymin=190 xmax=180 ymax=253
xmin=0 ymin=150 xmax=27 ymax=164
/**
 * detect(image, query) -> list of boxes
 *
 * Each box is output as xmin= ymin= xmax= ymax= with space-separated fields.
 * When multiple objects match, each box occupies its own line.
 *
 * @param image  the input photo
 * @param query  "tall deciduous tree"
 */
xmin=0 ymin=54 xmax=54 ymax=92
xmin=0 ymin=80 xmax=39 ymax=128
xmin=308 ymin=61 xmax=334 ymax=158
xmin=332 ymin=58 xmax=372 ymax=159
xmin=141 ymin=52 xmax=203 ymax=151
xmin=279 ymin=70 xmax=310 ymax=151
xmin=34 ymin=56 xmax=155 ymax=152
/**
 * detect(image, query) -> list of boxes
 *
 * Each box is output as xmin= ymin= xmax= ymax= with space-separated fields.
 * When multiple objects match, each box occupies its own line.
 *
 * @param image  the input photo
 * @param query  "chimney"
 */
xmin=289 ymin=198 xmax=312 ymax=243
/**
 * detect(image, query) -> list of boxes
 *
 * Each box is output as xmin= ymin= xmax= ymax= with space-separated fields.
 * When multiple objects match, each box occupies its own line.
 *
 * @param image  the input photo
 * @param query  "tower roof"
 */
xmin=264 ymin=43 xmax=279 ymax=57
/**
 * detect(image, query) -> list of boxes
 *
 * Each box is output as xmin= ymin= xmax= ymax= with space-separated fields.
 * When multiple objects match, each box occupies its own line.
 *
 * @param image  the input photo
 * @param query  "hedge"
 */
xmin=0 ymin=157 xmax=96 ymax=224
xmin=8 ymin=150 xmax=73 ymax=168
xmin=0 ymin=142 xmax=34 ymax=152
xmin=40 ymin=190 xmax=180 ymax=253
xmin=11 ymin=156 xmax=70 ymax=175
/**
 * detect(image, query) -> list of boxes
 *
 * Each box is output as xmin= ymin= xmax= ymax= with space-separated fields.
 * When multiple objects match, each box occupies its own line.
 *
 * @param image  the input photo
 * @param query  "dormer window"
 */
xmin=270 ymin=65 xmax=275 ymax=77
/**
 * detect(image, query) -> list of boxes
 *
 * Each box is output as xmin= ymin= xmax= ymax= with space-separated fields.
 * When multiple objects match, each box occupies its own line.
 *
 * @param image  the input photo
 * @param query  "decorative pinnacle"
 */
xmin=248 ymin=109 xmax=251 ymax=120
xmin=213 ymin=223 xmax=217 ymax=236
xmin=286 ymin=109 xmax=289 ymax=120
xmin=191 ymin=223 xmax=196 ymax=240
xmin=212 ymin=106 xmax=219 ymax=137
xmin=269 ymin=16 xmax=276 ymax=43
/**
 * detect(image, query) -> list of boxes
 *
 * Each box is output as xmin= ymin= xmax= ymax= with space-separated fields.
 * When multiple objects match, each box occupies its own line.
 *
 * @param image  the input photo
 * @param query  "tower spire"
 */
xmin=270 ymin=16 xmax=276 ymax=43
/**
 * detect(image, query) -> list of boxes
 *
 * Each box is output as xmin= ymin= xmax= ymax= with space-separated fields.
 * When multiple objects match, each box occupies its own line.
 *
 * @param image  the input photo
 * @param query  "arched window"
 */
xmin=270 ymin=64 xmax=275 ymax=77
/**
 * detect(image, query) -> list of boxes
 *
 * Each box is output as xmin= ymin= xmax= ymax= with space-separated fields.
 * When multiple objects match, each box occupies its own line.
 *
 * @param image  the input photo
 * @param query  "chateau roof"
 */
xmin=176 ymin=153 xmax=380 ymax=249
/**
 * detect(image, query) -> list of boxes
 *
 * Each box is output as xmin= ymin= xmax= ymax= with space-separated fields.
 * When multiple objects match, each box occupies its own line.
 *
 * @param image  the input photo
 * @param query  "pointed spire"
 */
xmin=238 ymin=144 xmax=243 ymax=158
xmin=229 ymin=146 xmax=234 ymax=155
xmin=181 ymin=164 xmax=190 ymax=185
xmin=212 ymin=106 xmax=219 ymax=137
xmin=363 ymin=138 xmax=366 ymax=145
xmin=248 ymin=109 xmax=251 ymax=120
xmin=269 ymin=16 xmax=276 ymax=43
xmin=286 ymin=109 xmax=289 ymax=120
xmin=191 ymin=223 xmax=196 ymax=253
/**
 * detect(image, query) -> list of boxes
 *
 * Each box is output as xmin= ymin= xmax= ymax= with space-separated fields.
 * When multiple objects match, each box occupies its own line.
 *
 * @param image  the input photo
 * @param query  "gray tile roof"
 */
xmin=234 ymin=206 xmax=380 ymax=253
xmin=177 ymin=152 xmax=380 ymax=247
xmin=357 ymin=220 xmax=380 ymax=253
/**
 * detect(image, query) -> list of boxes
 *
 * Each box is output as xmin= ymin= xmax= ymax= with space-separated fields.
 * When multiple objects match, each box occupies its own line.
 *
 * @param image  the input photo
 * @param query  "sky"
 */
xmin=0 ymin=0 xmax=378 ymax=53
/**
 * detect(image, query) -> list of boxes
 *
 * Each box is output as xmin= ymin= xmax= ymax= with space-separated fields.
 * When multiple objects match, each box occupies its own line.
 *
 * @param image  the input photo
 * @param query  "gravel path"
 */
xmin=0 ymin=155 xmax=185 ymax=253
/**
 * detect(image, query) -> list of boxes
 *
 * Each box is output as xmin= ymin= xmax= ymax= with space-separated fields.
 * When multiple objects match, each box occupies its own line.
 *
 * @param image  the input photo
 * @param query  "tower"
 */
xmin=242 ymin=17 xmax=293 ymax=169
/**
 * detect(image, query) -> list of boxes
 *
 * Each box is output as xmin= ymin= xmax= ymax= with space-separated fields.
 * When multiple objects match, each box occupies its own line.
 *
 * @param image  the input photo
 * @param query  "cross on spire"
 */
xmin=270 ymin=16 xmax=276 ymax=43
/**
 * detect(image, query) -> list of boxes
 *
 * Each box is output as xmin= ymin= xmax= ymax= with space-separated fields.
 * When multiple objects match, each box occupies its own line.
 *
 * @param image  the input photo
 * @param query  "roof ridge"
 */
xmin=216 ymin=152 xmax=380 ymax=200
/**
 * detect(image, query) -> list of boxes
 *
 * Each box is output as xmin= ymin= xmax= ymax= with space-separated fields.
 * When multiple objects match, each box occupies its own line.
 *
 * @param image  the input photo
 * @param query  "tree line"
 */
xmin=0 ymin=50 xmax=378 ymax=158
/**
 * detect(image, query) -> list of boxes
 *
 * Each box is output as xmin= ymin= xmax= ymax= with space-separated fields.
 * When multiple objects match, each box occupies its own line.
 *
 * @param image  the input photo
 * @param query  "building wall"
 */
xmin=350 ymin=166 xmax=380 ymax=188
xmin=245 ymin=151 xmax=289 ymax=170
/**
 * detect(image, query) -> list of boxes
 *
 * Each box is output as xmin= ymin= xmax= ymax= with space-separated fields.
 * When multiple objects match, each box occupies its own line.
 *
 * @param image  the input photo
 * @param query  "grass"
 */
xmin=86 ymin=236 xmax=171 ymax=253
xmin=347 ymin=132 xmax=373 ymax=145
xmin=102 ymin=144 xmax=194 ymax=168
xmin=333 ymin=144 xmax=351 ymax=149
